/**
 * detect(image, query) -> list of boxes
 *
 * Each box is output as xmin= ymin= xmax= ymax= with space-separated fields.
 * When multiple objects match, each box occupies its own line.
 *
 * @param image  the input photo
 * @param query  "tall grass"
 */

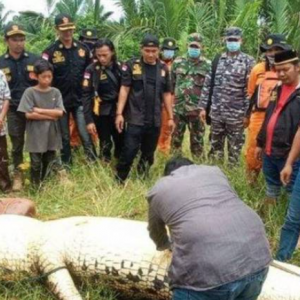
xmin=0 ymin=134 xmax=299 ymax=299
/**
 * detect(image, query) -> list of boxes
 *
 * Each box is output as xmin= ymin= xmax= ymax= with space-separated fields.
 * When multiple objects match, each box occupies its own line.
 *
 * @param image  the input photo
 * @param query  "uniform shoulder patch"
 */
xmin=84 ymin=72 xmax=91 ymax=79
xmin=42 ymin=53 xmax=49 ymax=61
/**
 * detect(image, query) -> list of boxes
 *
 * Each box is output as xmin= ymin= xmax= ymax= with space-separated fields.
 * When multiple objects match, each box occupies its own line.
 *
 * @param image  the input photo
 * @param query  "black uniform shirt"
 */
xmin=42 ymin=39 xmax=92 ymax=109
xmin=0 ymin=51 xmax=38 ymax=107
xmin=121 ymin=58 xmax=171 ymax=127
xmin=82 ymin=62 xmax=121 ymax=124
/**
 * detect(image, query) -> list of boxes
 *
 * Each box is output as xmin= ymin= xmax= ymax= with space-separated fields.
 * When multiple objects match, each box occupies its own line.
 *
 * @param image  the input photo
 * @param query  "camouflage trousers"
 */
xmin=172 ymin=113 xmax=204 ymax=157
xmin=210 ymin=118 xmax=245 ymax=164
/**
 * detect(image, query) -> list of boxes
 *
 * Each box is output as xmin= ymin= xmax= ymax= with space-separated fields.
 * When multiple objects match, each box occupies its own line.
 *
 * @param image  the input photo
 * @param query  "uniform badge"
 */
xmin=267 ymin=39 xmax=273 ymax=45
xmin=42 ymin=53 xmax=49 ymax=61
xmin=87 ymin=31 xmax=92 ymax=37
xmin=78 ymin=49 xmax=85 ymax=57
xmin=132 ymin=64 xmax=142 ymax=75
xmin=83 ymin=79 xmax=89 ymax=87
xmin=27 ymin=65 xmax=34 ymax=72
xmin=122 ymin=64 xmax=128 ymax=71
xmin=100 ymin=73 xmax=108 ymax=80
xmin=161 ymin=69 xmax=166 ymax=77
xmin=53 ymin=51 xmax=65 ymax=63
xmin=270 ymin=91 xmax=277 ymax=102
xmin=96 ymin=65 xmax=100 ymax=70
xmin=168 ymin=41 xmax=173 ymax=47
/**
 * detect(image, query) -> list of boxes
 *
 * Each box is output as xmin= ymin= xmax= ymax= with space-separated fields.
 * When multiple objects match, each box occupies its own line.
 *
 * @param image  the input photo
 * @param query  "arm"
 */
xmin=32 ymin=107 xmax=63 ymax=118
xmin=0 ymin=99 xmax=9 ymax=130
xmin=243 ymin=57 xmax=256 ymax=117
xmin=281 ymin=127 xmax=300 ymax=185
xmin=25 ymin=112 xmax=57 ymax=120
xmin=115 ymin=85 xmax=130 ymax=133
xmin=148 ymin=204 xmax=171 ymax=251
xmin=163 ymin=92 xmax=175 ymax=133
xmin=199 ymin=72 xmax=212 ymax=123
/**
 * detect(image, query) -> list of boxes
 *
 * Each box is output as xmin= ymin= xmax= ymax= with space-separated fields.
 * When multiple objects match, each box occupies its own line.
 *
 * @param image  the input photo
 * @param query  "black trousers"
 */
xmin=30 ymin=151 xmax=56 ymax=185
xmin=7 ymin=107 xmax=26 ymax=170
xmin=0 ymin=135 xmax=11 ymax=192
xmin=116 ymin=124 xmax=160 ymax=182
xmin=94 ymin=115 xmax=123 ymax=162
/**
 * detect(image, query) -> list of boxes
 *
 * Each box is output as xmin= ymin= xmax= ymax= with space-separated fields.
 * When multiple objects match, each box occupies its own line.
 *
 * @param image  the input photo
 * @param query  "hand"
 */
xmin=243 ymin=117 xmax=250 ymax=128
xmin=168 ymin=119 xmax=175 ymax=134
xmin=115 ymin=115 xmax=124 ymax=133
xmin=86 ymin=123 xmax=97 ymax=135
xmin=255 ymin=147 xmax=263 ymax=161
xmin=199 ymin=110 xmax=206 ymax=124
xmin=281 ymin=164 xmax=293 ymax=186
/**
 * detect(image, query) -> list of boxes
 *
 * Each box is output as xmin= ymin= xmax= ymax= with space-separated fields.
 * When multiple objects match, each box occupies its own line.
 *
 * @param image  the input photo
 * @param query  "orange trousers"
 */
xmin=157 ymin=106 xmax=172 ymax=155
xmin=245 ymin=111 xmax=265 ymax=172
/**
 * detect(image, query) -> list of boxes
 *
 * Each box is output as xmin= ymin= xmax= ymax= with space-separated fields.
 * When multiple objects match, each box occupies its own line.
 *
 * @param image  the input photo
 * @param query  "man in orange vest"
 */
xmin=245 ymin=34 xmax=291 ymax=184
xmin=157 ymin=38 xmax=178 ymax=155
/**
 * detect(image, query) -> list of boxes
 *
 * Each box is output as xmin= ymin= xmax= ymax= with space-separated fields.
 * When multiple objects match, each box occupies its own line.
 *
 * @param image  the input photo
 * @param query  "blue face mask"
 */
xmin=163 ymin=49 xmax=175 ymax=60
xmin=226 ymin=41 xmax=241 ymax=52
xmin=188 ymin=47 xmax=201 ymax=58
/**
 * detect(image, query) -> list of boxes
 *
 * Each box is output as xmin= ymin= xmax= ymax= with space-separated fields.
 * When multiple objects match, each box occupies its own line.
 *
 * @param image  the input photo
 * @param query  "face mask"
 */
xmin=188 ymin=47 xmax=201 ymax=58
xmin=266 ymin=54 xmax=275 ymax=66
xmin=163 ymin=49 xmax=175 ymax=60
xmin=226 ymin=41 xmax=241 ymax=52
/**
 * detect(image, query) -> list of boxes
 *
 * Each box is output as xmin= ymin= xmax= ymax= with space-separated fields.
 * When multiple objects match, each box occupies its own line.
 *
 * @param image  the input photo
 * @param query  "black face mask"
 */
xmin=84 ymin=41 xmax=96 ymax=52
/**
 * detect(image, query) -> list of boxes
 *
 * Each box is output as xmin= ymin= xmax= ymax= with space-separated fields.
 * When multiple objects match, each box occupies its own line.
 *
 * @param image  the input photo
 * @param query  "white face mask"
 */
xmin=266 ymin=55 xmax=275 ymax=66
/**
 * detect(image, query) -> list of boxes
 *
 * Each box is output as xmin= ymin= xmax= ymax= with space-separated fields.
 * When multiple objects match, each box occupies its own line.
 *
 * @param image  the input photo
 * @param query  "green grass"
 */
xmin=0 ymin=137 xmax=300 ymax=299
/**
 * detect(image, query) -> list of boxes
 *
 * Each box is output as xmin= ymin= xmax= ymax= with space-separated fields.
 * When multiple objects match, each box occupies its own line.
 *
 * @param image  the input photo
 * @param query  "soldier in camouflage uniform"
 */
xmin=172 ymin=33 xmax=211 ymax=157
xmin=199 ymin=27 xmax=255 ymax=164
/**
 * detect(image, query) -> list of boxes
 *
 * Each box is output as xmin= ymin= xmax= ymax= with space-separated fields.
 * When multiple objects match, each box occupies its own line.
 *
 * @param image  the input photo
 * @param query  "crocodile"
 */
xmin=0 ymin=215 xmax=299 ymax=300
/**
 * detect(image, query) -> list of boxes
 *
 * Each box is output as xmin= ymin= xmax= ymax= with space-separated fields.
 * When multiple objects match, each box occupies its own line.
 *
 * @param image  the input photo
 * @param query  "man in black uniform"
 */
xmin=115 ymin=34 xmax=175 ymax=182
xmin=42 ymin=13 xmax=96 ymax=165
xmin=0 ymin=24 xmax=38 ymax=191
xmin=82 ymin=38 xmax=123 ymax=162
xmin=79 ymin=28 xmax=98 ymax=52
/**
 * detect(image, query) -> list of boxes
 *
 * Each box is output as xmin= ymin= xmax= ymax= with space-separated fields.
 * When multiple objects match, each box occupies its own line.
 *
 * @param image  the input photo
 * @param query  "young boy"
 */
xmin=0 ymin=70 xmax=12 ymax=192
xmin=18 ymin=59 xmax=65 ymax=186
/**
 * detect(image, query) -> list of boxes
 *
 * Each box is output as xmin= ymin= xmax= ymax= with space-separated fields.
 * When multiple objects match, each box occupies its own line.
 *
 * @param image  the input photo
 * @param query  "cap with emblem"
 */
xmin=224 ymin=27 xmax=242 ymax=39
xmin=187 ymin=33 xmax=203 ymax=47
xmin=79 ymin=28 xmax=98 ymax=41
xmin=4 ymin=23 xmax=26 ymax=38
xmin=55 ymin=13 xmax=76 ymax=31
xmin=274 ymin=49 xmax=299 ymax=66
xmin=141 ymin=34 xmax=159 ymax=48
xmin=161 ymin=38 xmax=178 ymax=50
xmin=260 ymin=34 xmax=291 ymax=52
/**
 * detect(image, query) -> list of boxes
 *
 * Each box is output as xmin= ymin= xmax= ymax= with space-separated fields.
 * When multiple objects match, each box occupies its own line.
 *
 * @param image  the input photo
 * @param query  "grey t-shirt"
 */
xmin=147 ymin=165 xmax=271 ymax=291
xmin=18 ymin=87 xmax=65 ymax=153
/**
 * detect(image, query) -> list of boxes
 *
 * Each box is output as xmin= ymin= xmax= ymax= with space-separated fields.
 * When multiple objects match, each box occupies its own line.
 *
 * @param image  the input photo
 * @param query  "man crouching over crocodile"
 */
xmin=147 ymin=157 xmax=272 ymax=300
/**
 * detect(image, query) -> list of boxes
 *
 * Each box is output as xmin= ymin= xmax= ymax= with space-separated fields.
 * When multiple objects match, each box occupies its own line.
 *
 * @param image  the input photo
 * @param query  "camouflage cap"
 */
xmin=4 ymin=23 xmax=26 ymax=38
xmin=55 ymin=13 xmax=76 ymax=31
xmin=79 ymin=28 xmax=98 ymax=40
xmin=187 ymin=33 xmax=203 ymax=46
xmin=224 ymin=27 xmax=242 ymax=39
xmin=260 ymin=34 xmax=291 ymax=52
xmin=141 ymin=34 xmax=159 ymax=48
xmin=161 ymin=37 xmax=178 ymax=50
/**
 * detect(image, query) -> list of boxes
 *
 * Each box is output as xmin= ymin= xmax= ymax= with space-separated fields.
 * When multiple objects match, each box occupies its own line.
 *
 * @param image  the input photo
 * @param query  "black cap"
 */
xmin=161 ymin=38 xmax=178 ymax=50
xmin=274 ymin=49 xmax=299 ymax=66
xmin=224 ymin=27 xmax=242 ymax=39
xmin=79 ymin=28 xmax=98 ymax=40
xmin=260 ymin=34 xmax=291 ymax=52
xmin=141 ymin=34 xmax=159 ymax=48
xmin=55 ymin=13 xmax=76 ymax=31
xmin=4 ymin=23 xmax=26 ymax=38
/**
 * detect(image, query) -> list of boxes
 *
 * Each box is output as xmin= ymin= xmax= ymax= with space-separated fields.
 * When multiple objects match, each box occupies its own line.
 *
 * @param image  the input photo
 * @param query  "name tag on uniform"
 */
xmin=132 ymin=64 xmax=142 ymax=75
xmin=161 ymin=69 xmax=166 ymax=77
xmin=100 ymin=73 xmax=108 ymax=80
xmin=53 ymin=51 xmax=65 ymax=63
